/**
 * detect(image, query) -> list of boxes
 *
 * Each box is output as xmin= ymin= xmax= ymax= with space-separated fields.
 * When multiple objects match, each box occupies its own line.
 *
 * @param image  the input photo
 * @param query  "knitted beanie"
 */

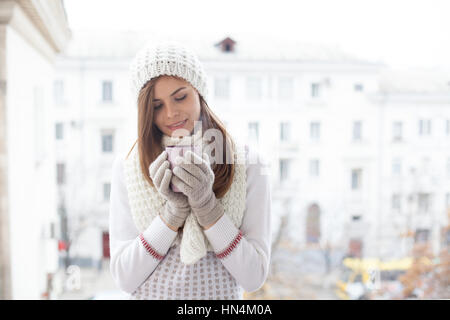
xmin=129 ymin=40 xmax=209 ymax=103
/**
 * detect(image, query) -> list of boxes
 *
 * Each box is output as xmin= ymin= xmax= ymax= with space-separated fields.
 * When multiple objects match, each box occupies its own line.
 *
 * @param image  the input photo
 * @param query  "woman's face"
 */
xmin=152 ymin=76 xmax=201 ymax=137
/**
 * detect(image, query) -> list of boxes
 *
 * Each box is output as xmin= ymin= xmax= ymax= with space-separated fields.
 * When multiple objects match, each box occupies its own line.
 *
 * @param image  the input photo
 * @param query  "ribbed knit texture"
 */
xmin=122 ymin=131 xmax=247 ymax=265
xmin=141 ymin=215 xmax=179 ymax=259
xmin=204 ymin=213 xmax=243 ymax=255
xmin=129 ymin=40 xmax=209 ymax=103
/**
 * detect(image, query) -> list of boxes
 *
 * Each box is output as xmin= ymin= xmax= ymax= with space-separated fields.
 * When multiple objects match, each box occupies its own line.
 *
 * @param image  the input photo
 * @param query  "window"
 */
xmin=278 ymin=77 xmax=293 ymax=100
xmin=309 ymin=159 xmax=320 ymax=177
xmin=392 ymin=158 xmax=402 ymax=176
xmin=55 ymin=123 xmax=63 ymax=140
xmin=54 ymin=80 xmax=64 ymax=105
xmin=103 ymin=183 xmax=111 ymax=201
xmin=310 ymin=122 xmax=320 ymax=141
xmin=246 ymin=77 xmax=262 ymax=100
xmin=306 ymin=204 xmax=321 ymax=244
xmin=354 ymin=83 xmax=364 ymax=92
xmin=214 ymin=77 xmax=230 ymax=99
xmin=311 ymin=83 xmax=321 ymax=98
xmin=418 ymin=193 xmax=431 ymax=214
xmin=415 ymin=229 xmax=430 ymax=243
xmin=58 ymin=205 xmax=68 ymax=242
xmin=102 ymin=232 xmax=110 ymax=259
xmin=352 ymin=215 xmax=362 ymax=221
xmin=351 ymin=169 xmax=362 ymax=190
xmin=393 ymin=122 xmax=403 ymax=141
xmin=353 ymin=121 xmax=362 ymax=141
xmin=392 ymin=194 xmax=401 ymax=211
xmin=280 ymin=122 xmax=291 ymax=141
xmin=101 ymin=130 xmax=114 ymax=153
xmin=102 ymin=81 xmax=113 ymax=102
xmin=248 ymin=122 xmax=259 ymax=142
xmin=419 ymin=119 xmax=431 ymax=136
xmin=57 ymin=163 xmax=65 ymax=185
xmin=279 ymin=159 xmax=290 ymax=182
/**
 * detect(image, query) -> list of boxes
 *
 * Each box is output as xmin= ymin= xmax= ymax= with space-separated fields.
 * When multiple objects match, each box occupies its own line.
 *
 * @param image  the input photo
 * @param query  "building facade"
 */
xmin=0 ymin=0 xmax=70 ymax=299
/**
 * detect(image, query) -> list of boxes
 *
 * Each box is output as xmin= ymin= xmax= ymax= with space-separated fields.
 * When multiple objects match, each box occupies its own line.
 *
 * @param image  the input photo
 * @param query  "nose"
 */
xmin=165 ymin=102 xmax=180 ymax=119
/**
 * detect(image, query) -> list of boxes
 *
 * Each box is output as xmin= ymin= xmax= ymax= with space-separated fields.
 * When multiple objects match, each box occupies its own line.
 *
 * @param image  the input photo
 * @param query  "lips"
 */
xmin=167 ymin=119 xmax=187 ymax=129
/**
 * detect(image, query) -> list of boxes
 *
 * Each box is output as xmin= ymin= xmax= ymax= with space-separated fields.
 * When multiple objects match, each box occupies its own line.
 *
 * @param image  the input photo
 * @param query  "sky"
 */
xmin=63 ymin=0 xmax=450 ymax=70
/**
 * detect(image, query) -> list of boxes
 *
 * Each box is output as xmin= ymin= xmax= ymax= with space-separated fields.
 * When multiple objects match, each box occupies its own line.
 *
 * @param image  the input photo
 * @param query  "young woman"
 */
xmin=109 ymin=41 xmax=272 ymax=300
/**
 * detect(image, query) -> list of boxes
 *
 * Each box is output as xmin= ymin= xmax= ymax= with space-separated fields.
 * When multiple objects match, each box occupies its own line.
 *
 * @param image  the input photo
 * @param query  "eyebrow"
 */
xmin=152 ymin=87 xmax=186 ymax=101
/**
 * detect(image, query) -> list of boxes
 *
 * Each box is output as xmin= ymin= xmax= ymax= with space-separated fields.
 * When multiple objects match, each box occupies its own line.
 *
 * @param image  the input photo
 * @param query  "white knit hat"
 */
xmin=129 ymin=40 xmax=209 ymax=103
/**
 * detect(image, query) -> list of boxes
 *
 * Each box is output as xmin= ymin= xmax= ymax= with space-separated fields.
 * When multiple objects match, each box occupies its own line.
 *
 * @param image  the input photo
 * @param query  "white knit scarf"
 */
xmin=123 ymin=129 xmax=247 ymax=265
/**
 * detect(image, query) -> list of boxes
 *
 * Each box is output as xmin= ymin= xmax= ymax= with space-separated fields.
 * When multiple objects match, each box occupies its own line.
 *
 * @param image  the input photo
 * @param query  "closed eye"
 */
xmin=175 ymin=94 xmax=187 ymax=101
xmin=154 ymin=94 xmax=187 ymax=110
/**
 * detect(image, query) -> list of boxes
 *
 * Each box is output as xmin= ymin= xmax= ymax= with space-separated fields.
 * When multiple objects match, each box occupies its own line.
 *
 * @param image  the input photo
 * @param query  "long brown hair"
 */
xmin=127 ymin=75 xmax=236 ymax=199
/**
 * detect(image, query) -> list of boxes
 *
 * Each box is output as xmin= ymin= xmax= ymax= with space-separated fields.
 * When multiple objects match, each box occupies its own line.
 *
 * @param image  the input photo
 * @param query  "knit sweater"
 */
xmin=109 ymin=142 xmax=272 ymax=299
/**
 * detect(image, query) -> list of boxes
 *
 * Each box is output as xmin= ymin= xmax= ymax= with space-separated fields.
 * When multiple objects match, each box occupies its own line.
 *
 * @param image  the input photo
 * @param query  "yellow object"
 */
xmin=342 ymin=257 xmax=414 ymax=271
xmin=335 ymin=257 xmax=431 ymax=300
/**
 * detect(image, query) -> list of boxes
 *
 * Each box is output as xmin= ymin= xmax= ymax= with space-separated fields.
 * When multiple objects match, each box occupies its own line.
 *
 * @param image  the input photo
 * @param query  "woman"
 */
xmin=109 ymin=40 xmax=271 ymax=299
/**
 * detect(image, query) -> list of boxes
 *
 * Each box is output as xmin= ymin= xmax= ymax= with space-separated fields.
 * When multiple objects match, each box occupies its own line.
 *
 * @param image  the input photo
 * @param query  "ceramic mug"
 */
xmin=165 ymin=145 xmax=202 ymax=192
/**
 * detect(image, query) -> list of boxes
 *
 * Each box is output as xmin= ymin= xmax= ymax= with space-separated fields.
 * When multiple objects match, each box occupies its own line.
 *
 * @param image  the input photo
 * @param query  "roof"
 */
xmin=60 ymin=30 xmax=450 ymax=94
xmin=62 ymin=29 xmax=378 ymax=64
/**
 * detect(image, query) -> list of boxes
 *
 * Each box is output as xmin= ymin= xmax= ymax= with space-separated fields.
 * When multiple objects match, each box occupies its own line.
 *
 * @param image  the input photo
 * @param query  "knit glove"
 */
xmin=171 ymin=150 xmax=224 ymax=228
xmin=149 ymin=151 xmax=191 ymax=230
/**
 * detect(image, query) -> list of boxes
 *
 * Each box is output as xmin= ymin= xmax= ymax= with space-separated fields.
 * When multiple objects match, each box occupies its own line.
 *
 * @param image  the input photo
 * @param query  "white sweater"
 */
xmin=108 ymin=145 xmax=272 ymax=299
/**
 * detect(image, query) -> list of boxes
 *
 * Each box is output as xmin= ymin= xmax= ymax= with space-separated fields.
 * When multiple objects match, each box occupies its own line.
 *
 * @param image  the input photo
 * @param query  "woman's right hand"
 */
xmin=149 ymin=151 xmax=190 ymax=230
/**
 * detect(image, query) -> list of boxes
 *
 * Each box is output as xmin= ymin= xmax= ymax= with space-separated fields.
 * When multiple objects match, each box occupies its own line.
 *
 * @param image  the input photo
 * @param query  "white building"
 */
xmin=53 ymin=31 xmax=450 ymax=277
xmin=200 ymin=36 xmax=386 ymax=263
xmin=0 ymin=0 xmax=71 ymax=299
xmin=369 ymin=69 xmax=450 ymax=259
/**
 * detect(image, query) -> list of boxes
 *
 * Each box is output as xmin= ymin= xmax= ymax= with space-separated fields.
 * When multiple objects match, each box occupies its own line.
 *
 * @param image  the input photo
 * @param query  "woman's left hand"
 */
xmin=171 ymin=150 xmax=224 ymax=228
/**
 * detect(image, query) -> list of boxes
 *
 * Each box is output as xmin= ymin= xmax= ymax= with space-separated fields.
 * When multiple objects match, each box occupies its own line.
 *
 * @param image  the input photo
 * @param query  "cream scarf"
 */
xmin=123 ymin=129 xmax=247 ymax=265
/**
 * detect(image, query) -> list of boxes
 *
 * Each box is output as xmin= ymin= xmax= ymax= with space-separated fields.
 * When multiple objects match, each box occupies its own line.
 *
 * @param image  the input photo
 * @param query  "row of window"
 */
xmin=391 ymin=193 xmax=450 ymax=213
xmin=280 ymin=157 xmax=450 ymax=186
xmin=279 ymin=159 xmax=364 ymax=189
xmin=55 ymin=120 xmax=450 ymax=147
xmin=214 ymin=77 xmax=362 ymax=100
xmin=56 ymin=163 xmax=111 ymax=201
xmin=395 ymin=119 xmax=450 ymax=138
xmin=56 ymin=124 xmax=114 ymax=152
xmin=54 ymin=80 xmax=113 ymax=105
xmin=392 ymin=158 xmax=450 ymax=176
xmin=248 ymin=119 xmax=450 ymax=143
xmin=242 ymin=120 xmax=446 ymax=145
xmin=55 ymin=168 xmax=450 ymax=213
xmin=53 ymin=77 xmax=363 ymax=105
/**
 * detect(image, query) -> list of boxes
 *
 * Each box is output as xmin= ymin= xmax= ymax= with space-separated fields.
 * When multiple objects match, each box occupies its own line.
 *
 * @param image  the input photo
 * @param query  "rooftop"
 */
xmin=62 ymin=29 xmax=378 ymax=65
xmin=60 ymin=30 xmax=450 ymax=94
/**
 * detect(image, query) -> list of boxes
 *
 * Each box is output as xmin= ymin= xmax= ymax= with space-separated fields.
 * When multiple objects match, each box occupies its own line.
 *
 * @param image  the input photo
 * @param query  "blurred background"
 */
xmin=0 ymin=0 xmax=449 ymax=300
